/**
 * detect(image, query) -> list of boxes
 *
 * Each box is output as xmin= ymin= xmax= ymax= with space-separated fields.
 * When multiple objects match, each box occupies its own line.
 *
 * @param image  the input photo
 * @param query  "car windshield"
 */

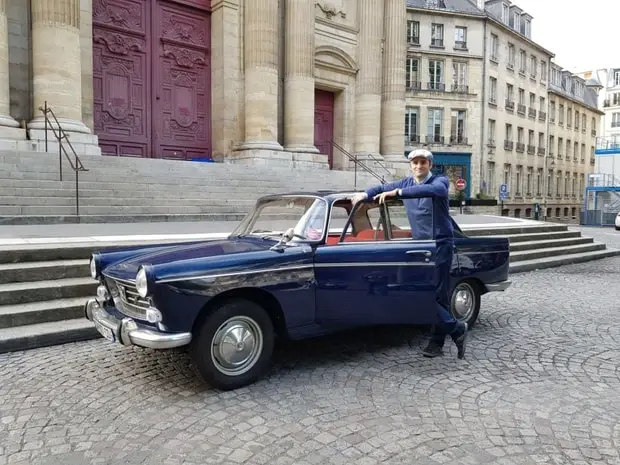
xmin=231 ymin=196 xmax=328 ymax=241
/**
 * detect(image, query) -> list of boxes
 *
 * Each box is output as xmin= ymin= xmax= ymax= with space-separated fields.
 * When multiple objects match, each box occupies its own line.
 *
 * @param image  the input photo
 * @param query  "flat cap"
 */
xmin=407 ymin=149 xmax=433 ymax=162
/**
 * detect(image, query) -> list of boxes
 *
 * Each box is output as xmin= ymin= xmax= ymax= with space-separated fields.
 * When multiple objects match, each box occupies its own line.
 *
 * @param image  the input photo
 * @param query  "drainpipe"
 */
xmin=479 ymin=17 xmax=488 ymax=198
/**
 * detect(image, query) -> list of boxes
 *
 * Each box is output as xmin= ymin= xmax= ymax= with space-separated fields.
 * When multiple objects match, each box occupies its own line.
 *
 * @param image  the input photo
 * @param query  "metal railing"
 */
xmin=331 ymin=141 xmax=394 ymax=189
xmin=40 ymin=101 xmax=88 ymax=217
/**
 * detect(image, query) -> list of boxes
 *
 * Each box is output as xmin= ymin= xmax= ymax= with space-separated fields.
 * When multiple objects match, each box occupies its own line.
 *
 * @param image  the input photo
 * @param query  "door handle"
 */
xmin=406 ymin=250 xmax=432 ymax=257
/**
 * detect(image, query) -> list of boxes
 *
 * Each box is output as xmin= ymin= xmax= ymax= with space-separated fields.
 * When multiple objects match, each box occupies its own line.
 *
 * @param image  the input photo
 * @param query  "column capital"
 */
xmin=32 ymin=0 xmax=80 ymax=29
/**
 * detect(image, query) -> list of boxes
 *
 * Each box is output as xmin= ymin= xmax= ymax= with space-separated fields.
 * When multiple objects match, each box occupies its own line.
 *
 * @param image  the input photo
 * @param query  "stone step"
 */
xmin=0 ymin=204 xmax=253 ymax=216
xmin=0 ymin=297 xmax=86 ymax=328
xmin=0 ymin=212 xmax=248 ymax=225
xmin=509 ymin=236 xmax=594 ymax=252
xmin=509 ymin=242 xmax=608 ymax=262
xmin=488 ymin=230 xmax=582 ymax=243
xmin=0 ymin=259 xmax=89 ymax=284
xmin=0 ymin=196 xmax=257 ymax=207
xmin=0 ymin=186 xmax=293 ymax=198
xmin=465 ymin=223 xmax=569 ymax=237
xmin=0 ymin=277 xmax=97 ymax=306
xmin=0 ymin=318 xmax=99 ymax=354
xmin=509 ymin=247 xmax=620 ymax=274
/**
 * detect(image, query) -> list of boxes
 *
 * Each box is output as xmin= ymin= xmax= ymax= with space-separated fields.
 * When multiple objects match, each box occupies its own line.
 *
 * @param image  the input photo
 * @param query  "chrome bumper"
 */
xmin=84 ymin=298 xmax=192 ymax=349
xmin=485 ymin=280 xmax=512 ymax=292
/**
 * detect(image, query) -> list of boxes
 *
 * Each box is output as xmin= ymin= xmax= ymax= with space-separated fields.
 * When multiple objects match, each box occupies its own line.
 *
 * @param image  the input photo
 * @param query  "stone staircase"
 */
xmin=0 ymin=150 xmax=387 ymax=224
xmin=0 ymin=222 xmax=618 ymax=353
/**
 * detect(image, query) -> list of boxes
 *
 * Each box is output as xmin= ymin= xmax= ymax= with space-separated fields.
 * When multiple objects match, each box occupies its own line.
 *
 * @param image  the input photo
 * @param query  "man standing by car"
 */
xmin=351 ymin=149 xmax=468 ymax=359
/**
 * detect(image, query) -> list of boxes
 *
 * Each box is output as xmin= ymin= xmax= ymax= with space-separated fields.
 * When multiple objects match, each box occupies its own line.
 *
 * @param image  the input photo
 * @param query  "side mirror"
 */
xmin=269 ymin=227 xmax=295 ymax=252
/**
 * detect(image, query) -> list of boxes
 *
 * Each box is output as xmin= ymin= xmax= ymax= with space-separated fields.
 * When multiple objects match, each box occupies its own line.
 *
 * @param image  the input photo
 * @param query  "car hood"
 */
xmin=102 ymin=238 xmax=278 ymax=281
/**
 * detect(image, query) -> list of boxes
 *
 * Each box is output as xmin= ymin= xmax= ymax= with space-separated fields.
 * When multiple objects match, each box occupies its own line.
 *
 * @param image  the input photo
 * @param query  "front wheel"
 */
xmin=190 ymin=299 xmax=275 ymax=390
xmin=450 ymin=281 xmax=481 ymax=329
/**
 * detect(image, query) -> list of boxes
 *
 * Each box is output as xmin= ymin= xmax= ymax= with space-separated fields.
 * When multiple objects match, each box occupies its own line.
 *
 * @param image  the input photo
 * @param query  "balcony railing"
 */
xmin=431 ymin=39 xmax=444 ymax=47
xmin=528 ymin=108 xmax=536 ymax=118
xmin=405 ymin=134 xmax=421 ymax=144
xmin=517 ymin=104 xmax=526 ymax=114
xmin=427 ymin=82 xmax=446 ymax=91
xmin=538 ymin=111 xmax=546 ymax=121
xmin=451 ymin=84 xmax=469 ymax=93
xmin=538 ymin=147 xmax=546 ymax=155
xmin=454 ymin=41 xmax=467 ymax=50
xmin=487 ymin=139 xmax=496 ymax=147
xmin=407 ymin=37 xmax=420 ymax=45
xmin=604 ymin=100 xmax=610 ymax=107
xmin=612 ymin=121 xmax=620 ymax=128
xmin=450 ymin=135 xmax=468 ymax=145
xmin=426 ymin=135 xmax=445 ymax=144
xmin=406 ymin=81 xmax=422 ymax=91
xmin=527 ymin=144 xmax=535 ymax=154
xmin=516 ymin=142 xmax=525 ymax=152
xmin=592 ymin=130 xmax=596 ymax=136
xmin=504 ymin=140 xmax=514 ymax=150
xmin=505 ymin=100 xmax=515 ymax=111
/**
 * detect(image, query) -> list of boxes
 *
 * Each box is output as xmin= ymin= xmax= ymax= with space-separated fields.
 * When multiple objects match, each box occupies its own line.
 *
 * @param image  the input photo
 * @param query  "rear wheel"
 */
xmin=450 ymin=281 xmax=481 ymax=329
xmin=190 ymin=298 xmax=275 ymax=390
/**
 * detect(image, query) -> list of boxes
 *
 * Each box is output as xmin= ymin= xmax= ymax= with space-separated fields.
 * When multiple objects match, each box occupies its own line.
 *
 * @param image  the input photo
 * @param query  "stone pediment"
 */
xmin=315 ymin=46 xmax=358 ymax=76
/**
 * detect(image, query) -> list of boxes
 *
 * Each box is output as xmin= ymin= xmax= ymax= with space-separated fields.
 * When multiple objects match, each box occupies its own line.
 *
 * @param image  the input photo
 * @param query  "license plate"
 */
xmin=94 ymin=320 xmax=115 ymax=342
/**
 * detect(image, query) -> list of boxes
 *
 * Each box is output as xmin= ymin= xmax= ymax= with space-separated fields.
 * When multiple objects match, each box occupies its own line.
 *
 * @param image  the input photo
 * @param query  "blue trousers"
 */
xmin=430 ymin=240 xmax=460 ymax=346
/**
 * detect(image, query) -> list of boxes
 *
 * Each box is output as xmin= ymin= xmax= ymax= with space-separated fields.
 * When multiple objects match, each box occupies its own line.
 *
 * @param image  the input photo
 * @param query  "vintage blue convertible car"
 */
xmin=85 ymin=191 xmax=511 ymax=389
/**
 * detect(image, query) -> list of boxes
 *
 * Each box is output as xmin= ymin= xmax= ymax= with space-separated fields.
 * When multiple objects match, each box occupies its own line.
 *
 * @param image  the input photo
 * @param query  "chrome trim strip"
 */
xmin=315 ymin=262 xmax=435 ymax=267
xmin=330 ymin=240 xmax=437 ymax=246
xmin=102 ymin=273 xmax=135 ymax=285
xmin=485 ymin=280 xmax=512 ymax=292
xmin=157 ymin=264 xmax=315 ymax=284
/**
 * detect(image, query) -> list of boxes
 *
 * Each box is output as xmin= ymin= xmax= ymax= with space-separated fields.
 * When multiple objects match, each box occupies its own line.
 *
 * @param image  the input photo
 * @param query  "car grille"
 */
xmin=106 ymin=278 xmax=149 ymax=320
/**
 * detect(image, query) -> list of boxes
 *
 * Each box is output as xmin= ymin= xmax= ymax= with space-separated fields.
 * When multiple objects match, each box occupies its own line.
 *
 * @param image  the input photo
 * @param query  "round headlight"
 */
xmin=136 ymin=267 xmax=149 ymax=298
xmin=90 ymin=255 xmax=98 ymax=279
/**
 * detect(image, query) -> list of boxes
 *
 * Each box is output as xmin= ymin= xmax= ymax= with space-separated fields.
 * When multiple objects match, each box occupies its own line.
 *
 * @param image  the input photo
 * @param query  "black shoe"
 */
xmin=422 ymin=341 xmax=444 ymax=358
xmin=453 ymin=322 xmax=468 ymax=359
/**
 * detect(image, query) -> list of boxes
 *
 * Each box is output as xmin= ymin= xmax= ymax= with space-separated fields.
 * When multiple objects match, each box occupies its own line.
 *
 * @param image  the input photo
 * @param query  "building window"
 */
xmin=558 ymin=104 xmax=564 ymax=125
xmin=556 ymin=171 xmax=561 ymax=196
xmin=612 ymin=112 xmax=620 ymax=128
xmin=450 ymin=110 xmax=467 ymax=144
xmin=614 ymin=71 xmax=620 ymax=87
xmin=452 ymin=61 xmax=468 ymax=92
xmin=581 ymin=143 xmax=585 ymax=161
xmin=567 ymin=108 xmax=572 ymax=128
xmin=538 ymin=132 xmax=545 ymax=148
xmin=550 ymin=101 xmax=556 ymax=122
xmin=427 ymin=108 xmax=443 ymax=143
xmin=504 ymin=164 xmax=512 ymax=193
xmin=405 ymin=58 xmax=420 ymax=89
xmin=575 ymin=111 xmax=580 ymax=130
xmin=505 ymin=84 xmax=513 ymax=102
xmin=489 ymin=77 xmax=497 ymax=104
xmin=518 ymin=88 xmax=525 ymax=105
xmin=428 ymin=60 xmax=444 ymax=90
xmin=404 ymin=107 xmax=419 ymax=143
xmin=530 ymin=55 xmax=537 ymax=78
xmin=454 ymin=26 xmax=467 ymax=49
xmin=549 ymin=135 xmax=554 ymax=155
xmin=524 ymin=19 xmax=531 ymax=37
xmin=517 ymin=127 xmax=524 ymax=143
xmin=507 ymin=43 xmax=515 ymax=69
xmin=582 ymin=113 xmax=586 ymax=130
xmin=536 ymin=168 xmax=542 ymax=195
xmin=541 ymin=61 xmax=547 ymax=81
xmin=574 ymin=141 xmax=578 ymax=159
xmin=558 ymin=138 xmax=563 ymax=156
xmin=547 ymin=170 xmax=553 ymax=196
xmin=519 ymin=50 xmax=526 ymax=73
xmin=431 ymin=24 xmax=444 ymax=47
xmin=539 ymin=97 xmax=546 ymax=111
xmin=529 ymin=92 xmax=536 ymax=107
xmin=502 ymin=3 xmax=509 ymax=23
xmin=406 ymin=20 xmax=420 ymax=44
xmin=487 ymin=162 xmax=496 ymax=195
xmin=490 ymin=34 xmax=499 ymax=61
xmin=513 ymin=12 xmax=521 ymax=32
xmin=488 ymin=119 xmax=496 ymax=145
xmin=516 ymin=166 xmax=522 ymax=195
xmin=526 ymin=167 xmax=532 ymax=194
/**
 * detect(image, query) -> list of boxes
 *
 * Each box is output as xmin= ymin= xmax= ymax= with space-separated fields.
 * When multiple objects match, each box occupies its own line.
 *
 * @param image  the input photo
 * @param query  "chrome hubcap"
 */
xmin=211 ymin=316 xmax=263 ymax=376
xmin=453 ymin=283 xmax=475 ymax=321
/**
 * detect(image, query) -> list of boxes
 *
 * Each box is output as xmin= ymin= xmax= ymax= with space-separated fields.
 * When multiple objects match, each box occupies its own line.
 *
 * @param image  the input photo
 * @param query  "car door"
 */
xmin=314 ymin=199 xmax=437 ymax=326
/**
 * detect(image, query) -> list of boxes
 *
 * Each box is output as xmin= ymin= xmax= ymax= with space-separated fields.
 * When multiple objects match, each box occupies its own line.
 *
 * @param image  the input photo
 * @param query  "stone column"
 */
xmin=0 ymin=0 xmax=24 ymax=140
xmin=380 ymin=0 xmax=406 ymax=162
xmin=283 ymin=0 xmax=317 ymax=153
xmin=238 ymin=0 xmax=282 ymax=151
xmin=28 ymin=0 xmax=90 ymax=135
xmin=354 ymin=0 xmax=384 ymax=158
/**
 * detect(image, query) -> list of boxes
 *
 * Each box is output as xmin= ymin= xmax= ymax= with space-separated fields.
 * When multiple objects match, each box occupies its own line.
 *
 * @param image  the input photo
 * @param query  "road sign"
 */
xmin=455 ymin=178 xmax=466 ymax=191
xmin=499 ymin=183 xmax=509 ymax=201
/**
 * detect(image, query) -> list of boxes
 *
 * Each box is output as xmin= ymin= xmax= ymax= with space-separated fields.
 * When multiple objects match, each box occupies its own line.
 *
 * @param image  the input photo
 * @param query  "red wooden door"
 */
xmin=92 ymin=0 xmax=211 ymax=159
xmin=93 ymin=0 xmax=151 ymax=157
xmin=314 ymin=90 xmax=335 ymax=168
xmin=153 ymin=1 xmax=211 ymax=159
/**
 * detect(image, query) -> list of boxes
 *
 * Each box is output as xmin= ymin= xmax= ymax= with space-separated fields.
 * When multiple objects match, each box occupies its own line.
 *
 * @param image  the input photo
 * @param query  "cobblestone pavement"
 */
xmin=1 ymin=257 xmax=620 ymax=464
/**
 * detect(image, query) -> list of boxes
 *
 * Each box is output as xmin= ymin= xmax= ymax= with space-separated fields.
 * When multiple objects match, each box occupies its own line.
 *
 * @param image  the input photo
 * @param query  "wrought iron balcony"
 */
xmin=505 ymin=100 xmax=515 ymax=111
xmin=538 ymin=147 xmax=546 ymax=155
xmin=592 ymin=129 xmax=597 ymax=137
xmin=517 ymin=104 xmax=526 ymax=114
xmin=427 ymin=82 xmax=446 ymax=91
xmin=612 ymin=121 xmax=620 ymax=128
xmin=426 ymin=135 xmax=445 ymax=144
xmin=407 ymin=36 xmax=420 ymax=45
xmin=504 ymin=140 xmax=514 ymax=150
xmin=405 ymin=81 xmax=422 ymax=91
xmin=454 ymin=41 xmax=467 ymax=50
xmin=528 ymin=108 xmax=536 ymax=118
xmin=450 ymin=136 xmax=468 ymax=145
xmin=516 ymin=142 xmax=525 ymax=152
xmin=451 ymin=84 xmax=469 ymax=93
xmin=527 ymin=144 xmax=535 ymax=154
xmin=405 ymin=134 xmax=421 ymax=144
xmin=538 ymin=111 xmax=546 ymax=121
xmin=431 ymin=39 xmax=444 ymax=47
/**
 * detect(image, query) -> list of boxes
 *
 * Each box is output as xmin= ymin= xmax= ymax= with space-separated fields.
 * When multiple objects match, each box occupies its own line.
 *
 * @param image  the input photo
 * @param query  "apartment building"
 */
xmin=481 ymin=0 xmax=553 ymax=218
xmin=576 ymin=68 xmax=620 ymax=146
xmin=546 ymin=65 xmax=603 ymax=220
xmin=404 ymin=0 xmax=485 ymax=199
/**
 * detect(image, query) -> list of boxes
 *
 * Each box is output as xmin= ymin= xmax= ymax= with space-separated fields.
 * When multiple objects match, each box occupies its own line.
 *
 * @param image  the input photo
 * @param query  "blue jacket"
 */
xmin=365 ymin=174 xmax=454 ymax=241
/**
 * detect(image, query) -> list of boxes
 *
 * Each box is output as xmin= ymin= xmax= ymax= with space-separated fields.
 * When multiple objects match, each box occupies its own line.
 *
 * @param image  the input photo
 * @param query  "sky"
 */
xmin=509 ymin=0 xmax=618 ymax=72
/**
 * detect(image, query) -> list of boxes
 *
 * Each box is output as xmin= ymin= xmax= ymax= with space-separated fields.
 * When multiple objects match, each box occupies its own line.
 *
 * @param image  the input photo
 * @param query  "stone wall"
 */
xmin=7 ymin=0 xmax=29 ymax=124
